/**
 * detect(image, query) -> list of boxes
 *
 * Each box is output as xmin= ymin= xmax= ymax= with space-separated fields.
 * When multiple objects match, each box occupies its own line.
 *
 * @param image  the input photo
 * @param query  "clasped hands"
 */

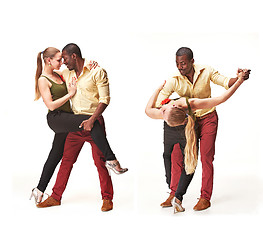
xmin=237 ymin=68 xmax=251 ymax=81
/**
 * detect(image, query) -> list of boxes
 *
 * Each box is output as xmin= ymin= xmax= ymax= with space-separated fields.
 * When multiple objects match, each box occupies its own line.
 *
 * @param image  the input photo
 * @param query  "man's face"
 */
xmin=176 ymin=54 xmax=194 ymax=76
xmin=62 ymin=50 xmax=76 ymax=71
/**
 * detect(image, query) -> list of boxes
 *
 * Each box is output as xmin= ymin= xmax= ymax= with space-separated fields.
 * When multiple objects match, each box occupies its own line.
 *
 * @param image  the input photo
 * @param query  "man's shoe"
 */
xmin=193 ymin=198 xmax=211 ymax=211
xmin=160 ymin=193 xmax=174 ymax=208
xmin=36 ymin=196 xmax=61 ymax=208
xmin=101 ymin=199 xmax=113 ymax=212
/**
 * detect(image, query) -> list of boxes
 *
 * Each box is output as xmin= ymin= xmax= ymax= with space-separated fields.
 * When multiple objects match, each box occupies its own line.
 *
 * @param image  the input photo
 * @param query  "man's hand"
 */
xmin=237 ymin=68 xmax=251 ymax=81
xmin=242 ymin=69 xmax=251 ymax=81
xmin=79 ymin=118 xmax=95 ymax=131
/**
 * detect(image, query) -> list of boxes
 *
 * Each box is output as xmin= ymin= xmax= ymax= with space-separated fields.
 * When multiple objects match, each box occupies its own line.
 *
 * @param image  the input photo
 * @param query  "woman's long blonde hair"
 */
xmin=166 ymin=107 xmax=197 ymax=175
xmin=34 ymin=47 xmax=60 ymax=100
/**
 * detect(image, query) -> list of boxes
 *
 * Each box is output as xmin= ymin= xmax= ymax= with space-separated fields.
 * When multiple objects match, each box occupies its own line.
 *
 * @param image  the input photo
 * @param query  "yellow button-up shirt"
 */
xmin=155 ymin=64 xmax=231 ymax=117
xmin=63 ymin=59 xmax=110 ymax=115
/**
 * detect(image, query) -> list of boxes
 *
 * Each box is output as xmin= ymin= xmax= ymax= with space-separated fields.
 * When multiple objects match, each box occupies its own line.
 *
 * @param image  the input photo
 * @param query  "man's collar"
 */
xmin=83 ymin=58 xmax=92 ymax=71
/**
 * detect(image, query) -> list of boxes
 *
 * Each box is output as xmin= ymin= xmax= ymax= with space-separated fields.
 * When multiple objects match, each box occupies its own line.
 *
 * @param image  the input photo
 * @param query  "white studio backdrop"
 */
xmin=2 ymin=0 xmax=263 ymax=239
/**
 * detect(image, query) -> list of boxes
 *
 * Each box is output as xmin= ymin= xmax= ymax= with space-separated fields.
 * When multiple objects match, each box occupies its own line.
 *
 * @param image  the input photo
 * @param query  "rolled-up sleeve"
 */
xmin=95 ymin=68 xmax=111 ymax=105
xmin=210 ymin=67 xmax=231 ymax=90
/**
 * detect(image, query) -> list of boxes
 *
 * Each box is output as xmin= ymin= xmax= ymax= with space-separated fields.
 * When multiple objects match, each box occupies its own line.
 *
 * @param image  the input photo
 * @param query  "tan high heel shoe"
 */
xmin=105 ymin=160 xmax=128 ymax=175
xmin=173 ymin=197 xmax=185 ymax=213
xmin=29 ymin=188 xmax=44 ymax=204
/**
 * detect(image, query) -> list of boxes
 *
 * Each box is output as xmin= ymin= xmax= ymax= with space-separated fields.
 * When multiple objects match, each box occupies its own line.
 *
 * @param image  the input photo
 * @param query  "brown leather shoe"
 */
xmin=36 ymin=196 xmax=61 ymax=208
xmin=101 ymin=199 xmax=113 ymax=212
xmin=160 ymin=193 xmax=174 ymax=208
xmin=193 ymin=198 xmax=211 ymax=211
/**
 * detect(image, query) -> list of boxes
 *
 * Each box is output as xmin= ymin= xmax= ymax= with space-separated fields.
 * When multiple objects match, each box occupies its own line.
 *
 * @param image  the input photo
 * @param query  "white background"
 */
xmin=2 ymin=0 xmax=263 ymax=239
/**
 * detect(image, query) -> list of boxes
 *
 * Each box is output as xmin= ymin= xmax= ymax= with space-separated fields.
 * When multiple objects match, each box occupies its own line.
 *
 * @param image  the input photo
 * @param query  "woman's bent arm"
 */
xmin=145 ymin=83 xmax=165 ymax=119
xmin=38 ymin=77 xmax=74 ymax=111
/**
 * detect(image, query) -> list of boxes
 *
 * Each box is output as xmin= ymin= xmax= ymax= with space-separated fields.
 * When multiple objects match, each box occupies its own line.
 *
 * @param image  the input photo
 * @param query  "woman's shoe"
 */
xmin=173 ymin=197 xmax=185 ymax=213
xmin=105 ymin=160 xmax=128 ymax=175
xmin=29 ymin=188 xmax=44 ymax=204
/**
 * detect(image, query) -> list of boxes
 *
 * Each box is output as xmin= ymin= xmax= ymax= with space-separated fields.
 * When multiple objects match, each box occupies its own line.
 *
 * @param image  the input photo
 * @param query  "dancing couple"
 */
xmin=145 ymin=47 xmax=250 ymax=213
xmin=30 ymin=43 xmax=128 ymax=212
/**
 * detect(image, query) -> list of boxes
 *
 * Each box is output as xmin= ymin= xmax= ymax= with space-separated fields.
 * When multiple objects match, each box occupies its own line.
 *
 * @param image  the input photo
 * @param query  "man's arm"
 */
xmin=79 ymin=103 xmax=108 ymax=131
xmin=80 ymin=67 xmax=110 ymax=131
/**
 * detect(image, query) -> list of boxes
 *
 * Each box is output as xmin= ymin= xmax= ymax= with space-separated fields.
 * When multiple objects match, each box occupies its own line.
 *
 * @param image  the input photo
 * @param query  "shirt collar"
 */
xmin=83 ymin=58 xmax=91 ymax=72
xmin=193 ymin=64 xmax=205 ymax=77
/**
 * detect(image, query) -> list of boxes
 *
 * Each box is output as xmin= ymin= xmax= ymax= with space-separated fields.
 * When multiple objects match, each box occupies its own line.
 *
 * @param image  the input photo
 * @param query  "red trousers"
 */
xmin=170 ymin=111 xmax=218 ymax=201
xmin=51 ymin=116 xmax=113 ymax=201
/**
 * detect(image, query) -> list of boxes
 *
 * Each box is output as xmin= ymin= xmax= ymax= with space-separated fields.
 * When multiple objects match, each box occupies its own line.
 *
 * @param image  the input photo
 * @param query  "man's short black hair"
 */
xmin=62 ymin=43 xmax=82 ymax=58
xmin=176 ymin=47 xmax=193 ymax=60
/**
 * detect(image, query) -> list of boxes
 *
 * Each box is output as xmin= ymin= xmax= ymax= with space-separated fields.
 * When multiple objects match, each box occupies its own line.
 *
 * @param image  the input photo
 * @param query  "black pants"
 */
xmin=163 ymin=121 xmax=196 ymax=201
xmin=36 ymin=111 xmax=116 ymax=192
xmin=46 ymin=111 xmax=116 ymax=161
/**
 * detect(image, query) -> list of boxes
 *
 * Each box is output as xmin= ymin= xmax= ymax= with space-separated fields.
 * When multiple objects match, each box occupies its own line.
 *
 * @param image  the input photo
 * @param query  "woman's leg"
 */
xmin=37 ymin=132 xmax=68 ymax=192
xmin=47 ymin=111 xmax=116 ymax=161
xmin=163 ymin=122 xmax=186 ymax=186
xmin=174 ymin=125 xmax=198 ymax=202
xmin=47 ymin=111 xmax=90 ymax=133
xmin=174 ymin=168 xmax=194 ymax=202
xmin=90 ymin=120 xmax=116 ymax=161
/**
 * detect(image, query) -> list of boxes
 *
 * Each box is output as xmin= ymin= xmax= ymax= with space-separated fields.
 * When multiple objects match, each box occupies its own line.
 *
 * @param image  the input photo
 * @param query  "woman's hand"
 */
xmin=237 ymin=68 xmax=251 ymax=83
xmin=236 ymin=69 xmax=249 ymax=84
xmin=68 ymin=77 xmax=77 ymax=98
xmin=88 ymin=60 xmax=100 ymax=70
xmin=157 ymin=81 xmax=166 ymax=91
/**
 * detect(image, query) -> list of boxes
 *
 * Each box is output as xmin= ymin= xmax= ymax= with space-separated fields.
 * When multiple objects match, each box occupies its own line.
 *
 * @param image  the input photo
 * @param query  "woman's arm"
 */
xmin=145 ymin=82 xmax=165 ymax=119
xmin=38 ymin=77 xmax=76 ymax=111
xmin=189 ymin=72 xmax=245 ymax=110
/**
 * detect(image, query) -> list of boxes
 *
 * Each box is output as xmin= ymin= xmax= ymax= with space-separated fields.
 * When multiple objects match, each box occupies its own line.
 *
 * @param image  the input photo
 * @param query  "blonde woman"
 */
xmin=145 ymin=70 xmax=247 ymax=212
xmin=30 ymin=47 xmax=127 ymax=205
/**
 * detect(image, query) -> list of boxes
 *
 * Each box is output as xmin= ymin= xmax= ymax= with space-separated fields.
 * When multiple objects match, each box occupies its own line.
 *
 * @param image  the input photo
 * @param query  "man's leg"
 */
xmin=37 ymin=132 xmax=85 ymax=208
xmin=51 ymin=132 xmax=85 ymax=201
xmin=88 ymin=115 xmax=113 ymax=201
xmin=194 ymin=111 xmax=218 ymax=210
xmin=89 ymin=140 xmax=114 ymax=201
xmin=170 ymin=144 xmax=184 ymax=195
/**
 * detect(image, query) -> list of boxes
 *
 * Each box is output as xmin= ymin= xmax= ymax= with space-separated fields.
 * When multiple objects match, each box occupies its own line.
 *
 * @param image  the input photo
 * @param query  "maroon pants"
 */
xmin=170 ymin=111 xmax=218 ymax=201
xmin=51 ymin=116 xmax=113 ymax=201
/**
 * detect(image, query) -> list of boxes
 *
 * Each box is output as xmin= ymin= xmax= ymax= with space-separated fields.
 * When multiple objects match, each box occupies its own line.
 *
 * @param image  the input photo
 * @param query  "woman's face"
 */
xmin=49 ymin=52 xmax=63 ymax=70
xmin=160 ymin=103 xmax=186 ymax=126
xmin=160 ymin=104 xmax=175 ymax=122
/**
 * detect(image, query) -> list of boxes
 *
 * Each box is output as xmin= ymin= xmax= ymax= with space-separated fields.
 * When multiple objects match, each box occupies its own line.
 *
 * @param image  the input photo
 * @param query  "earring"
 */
xmin=49 ymin=62 xmax=52 ymax=67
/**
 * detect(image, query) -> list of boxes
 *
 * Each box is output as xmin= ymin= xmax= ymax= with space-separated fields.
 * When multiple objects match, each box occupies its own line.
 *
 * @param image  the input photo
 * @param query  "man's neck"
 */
xmin=186 ymin=67 xmax=195 ymax=83
xmin=75 ymin=58 xmax=85 ymax=78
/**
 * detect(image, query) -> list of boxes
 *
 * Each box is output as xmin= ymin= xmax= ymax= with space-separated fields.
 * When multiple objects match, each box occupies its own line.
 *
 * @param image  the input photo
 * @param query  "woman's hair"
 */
xmin=166 ymin=107 xmax=186 ymax=127
xmin=34 ymin=47 xmax=60 ymax=100
xmin=166 ymin=107 xmax=197 ymax=175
